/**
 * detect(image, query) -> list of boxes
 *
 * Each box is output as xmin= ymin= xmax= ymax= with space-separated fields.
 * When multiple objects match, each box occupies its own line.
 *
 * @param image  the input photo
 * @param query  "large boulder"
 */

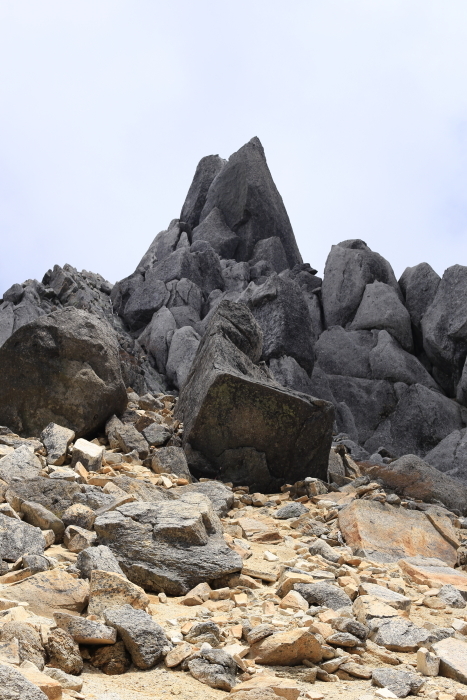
xmin=199 ymin=137 xmax=302 ymax=268
xmin=350 ymin=281 xmax=413 ymax=352
xmin=321 ymin=239 xmax=401 ymax=329
xmin=191 ymin=207 xmax=239 ymax=259
xmin=239 ymin=275 xmax=315 ymax=373
xmin=421 ymin=264 xmax=467 ymax=396
xmin=175 ymin=300 xmax=334 ymax=490
xmin=338 ymin=500 xmax=458 ymax=565
xmin=424 ymin=428 xmax=467 ymax=485
xmin=180 ymin=154 xmax=226 ymax=230
xmin=361 ymin=454 xmax=467 ymax=514
xmin=399 ymin=262 xmax=440 ymax=330
xmin=0 ymin=308 xmax=127 ymax=438
xmin=94 ymin=492 xmax=242 ymax=595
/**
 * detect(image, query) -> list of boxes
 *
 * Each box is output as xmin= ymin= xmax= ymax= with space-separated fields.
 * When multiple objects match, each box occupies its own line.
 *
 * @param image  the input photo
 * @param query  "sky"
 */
xmin=2 ymin=1 xmax=467 ymax=294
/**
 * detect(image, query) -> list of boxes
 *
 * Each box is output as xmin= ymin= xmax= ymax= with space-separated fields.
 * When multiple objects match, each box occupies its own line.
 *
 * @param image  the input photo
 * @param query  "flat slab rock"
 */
xmin=398 ymin=556 xmax=467 ymax=593
xmin=1 ymin=569 xmax=89 ymax=616
xmin=338 ymin=499 xmax=458 ymax=565
xmin=371 ymin=617 xmax=431 ymax=652
xmin=372 ymin=667 xmax=425 ymax=698
xmin=432 ymin=636 xmax=467 ymax=684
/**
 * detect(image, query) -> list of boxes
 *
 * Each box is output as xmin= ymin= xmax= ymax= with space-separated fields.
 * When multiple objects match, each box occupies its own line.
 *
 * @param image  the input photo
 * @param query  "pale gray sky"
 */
xmin=2 ymin=0 xmax=467 ymax=294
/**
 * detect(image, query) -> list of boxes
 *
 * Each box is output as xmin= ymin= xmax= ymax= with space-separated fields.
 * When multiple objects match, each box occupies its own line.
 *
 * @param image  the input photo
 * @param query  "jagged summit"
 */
xmin=2 ymin=138 xmax=467 ymax=485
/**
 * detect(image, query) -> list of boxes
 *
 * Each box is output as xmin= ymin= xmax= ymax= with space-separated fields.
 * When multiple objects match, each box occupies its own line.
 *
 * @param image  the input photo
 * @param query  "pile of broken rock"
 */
xmin=0 ymin=392 xmax=466 ymax=700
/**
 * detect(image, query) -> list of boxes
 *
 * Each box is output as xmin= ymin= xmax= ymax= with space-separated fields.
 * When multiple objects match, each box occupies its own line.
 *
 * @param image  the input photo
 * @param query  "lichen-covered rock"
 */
xmin=46 ymin=627 xmax=83 ymax=675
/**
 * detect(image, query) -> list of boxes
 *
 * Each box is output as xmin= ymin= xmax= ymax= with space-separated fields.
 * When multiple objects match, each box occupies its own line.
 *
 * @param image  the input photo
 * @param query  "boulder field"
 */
xmin=0 ymin=137 xmax=467 ymax=699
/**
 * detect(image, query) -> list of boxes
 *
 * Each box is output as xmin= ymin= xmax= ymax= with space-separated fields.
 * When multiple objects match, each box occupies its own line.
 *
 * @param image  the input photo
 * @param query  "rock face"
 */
xmin=176 ymin=300 xmax=334 ymax=490
xmin=338 ymin=500 xmax=458 ymax=565
xmin=5 ymin=137 xmax=467 ymax=473
xmin=0 ymin=308 xmax=127 ymax=438
xmin=94 ymin=492 xmax=242 ymax=595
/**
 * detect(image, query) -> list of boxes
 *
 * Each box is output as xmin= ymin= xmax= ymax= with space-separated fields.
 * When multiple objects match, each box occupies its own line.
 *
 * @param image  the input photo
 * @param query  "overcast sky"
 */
xmin=2 ymin=1 xmax=467 ymax=294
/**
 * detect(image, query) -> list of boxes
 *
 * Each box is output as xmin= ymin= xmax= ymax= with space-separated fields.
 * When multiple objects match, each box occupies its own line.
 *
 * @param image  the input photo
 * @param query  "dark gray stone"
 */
xmin=192 ymin=207 xmax=238 ymax=259
xmin=274 ymin=502 xmax=308 ymax=519
xmin=0 ymin=308 xmax=127 ymax=438
xmin=0 ymin=662 xmax=48 ymax=699
xmin=200 ymin=137 xmax=301 ymax=268
xmin=95 ymin=492 xmax=242 ymax=595
xmin=40 ymin=423 xmax=75 ymax=466
xmin=119 ymin=274 xmax=169 ymax=331
xmin=142 ymin=423 xmax=172 ymax=447
xmin=308 ymin=539 xmax=341 ymax=564
xmin=369 ymin=330 xmax=440 ymax=390
xmin=103 ymin=604 xmax=170 ymax=669
xmin=422 ymin=264 xmax=467 ymax=396
xmin=315 ymin=327 xmax=375 ymax=379
xmin=171 ymin=481 xmax=234 ymax=517
xmin=185 ymin=620 xmax=221 ymax=647
xmin=166 ymin=326 xmax=200 ymax=390
xmin=399 ymin=262 xmax=441 ymax=329
xmin=180 ymin=155 xmax=226 ymax=229
xmin=364 ymin=383 xmax=465 ymax=458
xmin=0 ymin=304 xmax=15 ymax=347
xmin=251 ymin=236 xmax=289 ymax=273
xmin=114 ymin=423 xmax=149 ymax=459
xmin=294 ymin=582 xmax=352 ymax=610
xmin=76 ymin=545 xmax=125 ymax=579
xmin=151 ymin=446 xmax=191 ymax=481
xmin=0 ymin=513 xmax=45 ymax=561
xmin=5 ymin=477 xmax=82 ymax=518
xmin=0 ymin=446 xmax=42 ymax=483
xmin=322 ymin=240 xmax=402 ymax=329
xmin=372 ymin=668 xmax=425 ymax=697
xmin=437 ymin=584 xmax=466 ymax=609
xmin=176 ymin=301 xmax=334 ymax=490
xmin=239 ymin=275 xmax=315 ymax=373
xmin=187 ymin=648 xmax=237 ymax=691
xmin=350 ymin=281 xmax=413 ymax=352
xmin=268 ymin=355 xmax=315 ymax=395
xmin=138 ymin=306 xmax=177 ymax=375
xmin=371 ymin=617 xmax=431 ymax=652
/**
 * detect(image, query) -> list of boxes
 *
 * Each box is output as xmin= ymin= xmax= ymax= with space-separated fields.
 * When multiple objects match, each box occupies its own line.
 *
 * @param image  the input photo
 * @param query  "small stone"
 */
xmin=76 ymin=545 xmax=124 ymax=579
xmin=180 ymin=582 xmax=211 ymax=606
xmin=90 ymin=641 xmax=131 ymax=675
xmin=64 ymin=524 xmax=97 ymax=553
xmin=304 ymin=692 xmax=325 ymax=700
xmin=279 ymin=590 xmax=309 ymax=612
xmin=40 ymin=423 xmax=75 ymax=466
xmin=61 ymin=504 xmax=96 ymax=530
xmin=417 ymin=647 xmax=440 ymax=676
xmin=438 ymin=585 xmax=466 ymax=609
xmin=263 ymin=550 xmax=278 ymax=562
xmin=248 ymin=627 xmax=323 ymax=665
xmin=375 ymin=690 xmax=398 ymax=699
xmin=54 ymin=612 xmax=117 ymax=644
xmin=245 ymin=625 xmax=275 ymax=644
xmin=165 ymin=642 xmax=193 ymax=668
xmin=46 ymin=627 xmax=83 ymax=675
xmin=70 ymin=438 xmax=104 ymax=472
xmin=274 ymin=502 xmax=308 ymax=519
xmin=43 ymin=667 xmax=83 ymax=691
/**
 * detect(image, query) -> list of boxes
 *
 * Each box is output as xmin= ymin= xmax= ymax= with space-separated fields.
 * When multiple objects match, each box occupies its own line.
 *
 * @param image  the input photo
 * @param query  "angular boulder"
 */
xmin=0 ymin=513 xmax=45 ymax=561
xmin=103 ymin=604 xmax=170 ymax=669
xmin=176 ymin=300 xmax=334 ymax=490
xmin=199 ymin=136 xmax=302 ymax=268
xmin=0 ymin=308 xmax=127 ymax=438
xmin=94 ymin=492 xmax=242 ymax=595
xmin=361 ymin=454 xmax=467 ymax=514
xmin=338 ymin=500 xmax=458 ymax=565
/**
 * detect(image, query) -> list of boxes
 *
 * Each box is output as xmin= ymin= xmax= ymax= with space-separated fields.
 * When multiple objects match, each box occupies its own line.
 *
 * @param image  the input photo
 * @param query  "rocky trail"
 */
xmin=1 ymin=137 xmax=467 ymax=700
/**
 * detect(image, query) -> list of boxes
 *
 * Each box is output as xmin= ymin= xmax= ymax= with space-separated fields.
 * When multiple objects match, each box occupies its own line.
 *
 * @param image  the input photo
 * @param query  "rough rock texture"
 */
xmin=94 ymin=492 xmax=242 ymax=595
xmin=0 ymin=662 xmax=48 ymax=700
xmin=0 ymin=308 xmax=127 ymax=437
xmin=0 ymin=512 xmax=45 ymax=561
xmin=361 ymin=454 xmax=467 ymax=514
xmin=103 ymin=604 xmax=170 ymax=669
xmin=176 ymin=300 xmax=334 ymax=490
xmin=338 ymin=500 xmax=458 ymax=565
